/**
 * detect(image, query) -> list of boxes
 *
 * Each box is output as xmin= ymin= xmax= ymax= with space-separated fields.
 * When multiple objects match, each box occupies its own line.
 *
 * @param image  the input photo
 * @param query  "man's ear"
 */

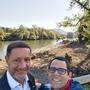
xmin=68 ymin=71 xmax=73 ymax=78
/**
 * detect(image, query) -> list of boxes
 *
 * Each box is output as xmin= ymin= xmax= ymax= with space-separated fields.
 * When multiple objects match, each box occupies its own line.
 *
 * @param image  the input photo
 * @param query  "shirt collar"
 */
xmin=6 ymin=71 xmax=29 ymax=88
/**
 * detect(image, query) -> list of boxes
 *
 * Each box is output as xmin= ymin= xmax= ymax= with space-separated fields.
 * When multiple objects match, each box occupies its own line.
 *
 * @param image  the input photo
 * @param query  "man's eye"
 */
xmin=49 ymin=67 xmax=56 ymax=72
xmin=13 ymin=59 xmax=20 ymax=62
xmin=25 ymin=58 xmax=30 ymax=62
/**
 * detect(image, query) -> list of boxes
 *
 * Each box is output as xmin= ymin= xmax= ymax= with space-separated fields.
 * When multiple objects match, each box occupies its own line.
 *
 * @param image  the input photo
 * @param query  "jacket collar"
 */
xmin=6 ymin=71 xmax=29 ymax=89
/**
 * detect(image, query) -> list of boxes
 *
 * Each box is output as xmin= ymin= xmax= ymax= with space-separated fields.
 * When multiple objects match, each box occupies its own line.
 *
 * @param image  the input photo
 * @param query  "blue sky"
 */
xmin=0 ymin=0 xmax=81 ymax=29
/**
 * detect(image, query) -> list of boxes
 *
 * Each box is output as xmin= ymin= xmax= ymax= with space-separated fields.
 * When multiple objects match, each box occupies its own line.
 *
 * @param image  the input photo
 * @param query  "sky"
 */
xmin=0 ymin=0 xmax=81 ymax=30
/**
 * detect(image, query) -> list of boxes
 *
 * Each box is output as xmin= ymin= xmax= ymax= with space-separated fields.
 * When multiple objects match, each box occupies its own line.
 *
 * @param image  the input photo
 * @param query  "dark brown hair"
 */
xmin=6 ymin=41 xmax=31 ymax=57
xmin=48 ymin=56 xmax=70 ymax=72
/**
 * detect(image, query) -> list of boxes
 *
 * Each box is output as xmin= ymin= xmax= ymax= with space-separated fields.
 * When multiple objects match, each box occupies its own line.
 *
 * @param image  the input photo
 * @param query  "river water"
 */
xmin=0 ymin=40 xmax=56 ymax=60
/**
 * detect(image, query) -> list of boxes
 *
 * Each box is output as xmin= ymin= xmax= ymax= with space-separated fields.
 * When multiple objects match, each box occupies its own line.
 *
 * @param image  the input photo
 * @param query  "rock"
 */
xmin=31 ymin=54 xmax=37 ymax=59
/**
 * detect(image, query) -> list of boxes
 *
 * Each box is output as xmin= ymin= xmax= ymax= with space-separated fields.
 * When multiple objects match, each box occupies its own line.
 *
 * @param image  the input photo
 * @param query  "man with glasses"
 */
xmin=39 ymin=56 xmax=83 ymax=90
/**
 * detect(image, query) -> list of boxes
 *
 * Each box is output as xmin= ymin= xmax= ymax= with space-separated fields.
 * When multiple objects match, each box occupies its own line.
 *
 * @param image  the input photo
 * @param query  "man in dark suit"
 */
xmin=0 ymin=41 xmax=36 ymax=90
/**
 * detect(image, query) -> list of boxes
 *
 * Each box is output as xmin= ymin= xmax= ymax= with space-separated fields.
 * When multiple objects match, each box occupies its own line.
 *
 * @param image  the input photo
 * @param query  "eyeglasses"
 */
xmin=49 ymin=67 xmax=67 ymax=75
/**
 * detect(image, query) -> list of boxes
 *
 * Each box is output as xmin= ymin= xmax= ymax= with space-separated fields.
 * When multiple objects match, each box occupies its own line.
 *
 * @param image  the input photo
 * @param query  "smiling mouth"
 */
xmin=52 ymin=78 xmax=61 ymax=83
xmin=16 ymin=70 xmax=27 ymax=74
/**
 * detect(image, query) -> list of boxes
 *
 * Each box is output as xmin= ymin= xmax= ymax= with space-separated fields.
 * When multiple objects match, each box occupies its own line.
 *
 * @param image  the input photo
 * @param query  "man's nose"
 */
xmin=19 ymin=61 xmax=27 ymax=68
xmin=54 ymin=70 xmax=60 ymax=75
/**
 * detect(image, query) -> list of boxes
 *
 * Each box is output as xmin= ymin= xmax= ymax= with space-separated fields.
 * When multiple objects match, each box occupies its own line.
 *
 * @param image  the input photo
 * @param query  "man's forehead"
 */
xmin=11 ymin=47 xmax=30 ymax=52
xmin=51 ymin=59 xmax=66 ymax=63
xmin=10 ymin=48 xmax=31 ymax=56
xmin=50 ymin=59 xmax=67 ymax=67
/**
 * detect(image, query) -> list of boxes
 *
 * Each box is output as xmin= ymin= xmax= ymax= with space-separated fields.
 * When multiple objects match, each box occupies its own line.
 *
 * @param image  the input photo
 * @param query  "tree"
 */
xmin=70 ymin=0 xmax=90 ymax=11
xmin=18 ymin=25 xmax=30 ymax=40
xmin=0 ymin=27 xmax=5 ymax=40
xmin=57 ymin=0 xmax=90 ymax=44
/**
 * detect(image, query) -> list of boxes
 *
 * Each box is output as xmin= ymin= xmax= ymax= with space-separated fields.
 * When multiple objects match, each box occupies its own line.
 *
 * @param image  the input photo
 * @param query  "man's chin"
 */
xmin=14 ymin=76 xmax=26 ymax=83
xmin=52 ymin=85 xmax=62 ymax=89
xmin=51 ymin=82 xmax=60 ymax=87
xmin=14 ymin=73 xmax=27 ymax=82
xmin=51 ymin=81 xmax=65 ymax=89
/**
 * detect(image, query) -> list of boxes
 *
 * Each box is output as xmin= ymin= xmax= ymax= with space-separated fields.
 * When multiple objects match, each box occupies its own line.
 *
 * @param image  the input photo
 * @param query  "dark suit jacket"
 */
xmin=0 ymin=71 xmax=36 ymax=90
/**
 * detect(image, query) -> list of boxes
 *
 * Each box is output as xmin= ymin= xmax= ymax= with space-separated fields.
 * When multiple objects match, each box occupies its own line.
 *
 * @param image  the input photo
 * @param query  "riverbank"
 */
xmin=0 ymin=42 xmax=90 ymax=83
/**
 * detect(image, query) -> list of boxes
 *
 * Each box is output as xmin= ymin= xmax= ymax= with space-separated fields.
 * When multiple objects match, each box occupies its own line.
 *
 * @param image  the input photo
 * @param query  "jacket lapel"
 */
xmin=27 ymin=72 xmax=36 ymax=90
xmin=1 ymin=72 xmax=11 ymax=90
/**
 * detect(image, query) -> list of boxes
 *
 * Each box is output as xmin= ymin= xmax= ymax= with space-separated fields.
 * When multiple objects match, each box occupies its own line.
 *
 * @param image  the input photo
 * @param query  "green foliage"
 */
xmin=57 ymin=16 xmax=74 ymax=27
xmin=0 ymin=25 xmax=60 ymax=41
xmin=70 ymin=0 xmax=90 ymax=11
xmin=57 ymin=0 xmax=90 ymax=44
xmin=0 ymin=27 xmax=5 ymax=40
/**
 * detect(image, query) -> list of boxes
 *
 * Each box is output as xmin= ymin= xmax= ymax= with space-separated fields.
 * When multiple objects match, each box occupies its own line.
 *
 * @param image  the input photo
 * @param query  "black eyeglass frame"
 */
xmin=48 ymin=67 xmax=67 ymax=75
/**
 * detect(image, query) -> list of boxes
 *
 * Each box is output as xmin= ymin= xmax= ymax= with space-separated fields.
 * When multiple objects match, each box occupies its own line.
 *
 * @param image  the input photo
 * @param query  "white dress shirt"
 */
xmin=7 ymin=71 xmax=30 ymax=90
